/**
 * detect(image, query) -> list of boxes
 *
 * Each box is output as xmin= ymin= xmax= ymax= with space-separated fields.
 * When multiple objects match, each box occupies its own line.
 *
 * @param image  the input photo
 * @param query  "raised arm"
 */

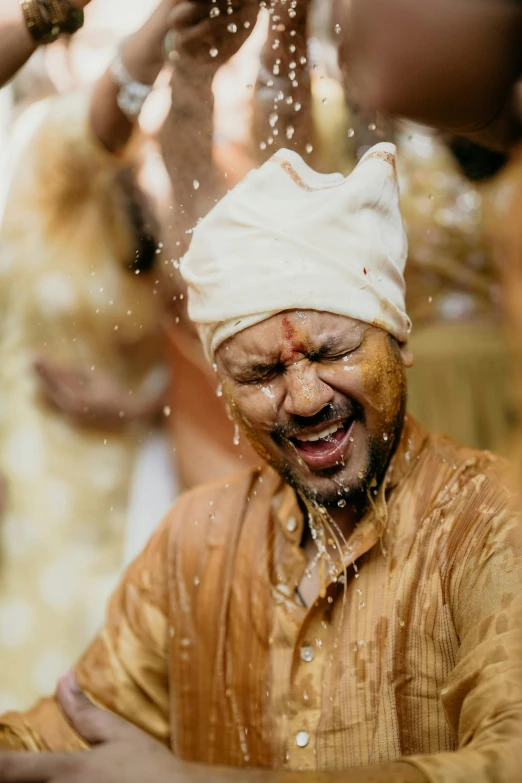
xmin=0 ymin=0 xmax=89 ymax=88
xmin=252 ymin=0 xmax=313 ymax=163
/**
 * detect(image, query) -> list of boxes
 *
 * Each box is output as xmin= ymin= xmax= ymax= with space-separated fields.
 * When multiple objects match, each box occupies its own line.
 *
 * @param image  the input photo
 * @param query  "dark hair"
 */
xmin=447 ymin=137 xmax=508 ymax=182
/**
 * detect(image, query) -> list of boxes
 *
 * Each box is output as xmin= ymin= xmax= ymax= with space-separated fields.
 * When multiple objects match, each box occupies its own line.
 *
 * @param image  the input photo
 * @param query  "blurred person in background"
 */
xmin=0 ymin=0 xmax=168 ymax=712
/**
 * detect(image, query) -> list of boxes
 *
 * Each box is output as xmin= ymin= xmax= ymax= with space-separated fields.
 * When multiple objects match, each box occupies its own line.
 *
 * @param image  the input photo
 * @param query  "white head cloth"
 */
xmin=181 ymin=142 xmax=411 ymax=361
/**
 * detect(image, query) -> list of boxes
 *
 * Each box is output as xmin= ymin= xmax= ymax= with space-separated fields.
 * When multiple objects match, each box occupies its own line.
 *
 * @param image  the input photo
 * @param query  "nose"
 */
xmin=283 ymin=361 xmax=335 ymax=418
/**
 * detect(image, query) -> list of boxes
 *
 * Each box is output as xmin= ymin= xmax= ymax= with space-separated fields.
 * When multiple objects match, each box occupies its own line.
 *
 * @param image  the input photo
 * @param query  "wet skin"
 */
xmin=216 ymin=310 xmax=413 ymax=525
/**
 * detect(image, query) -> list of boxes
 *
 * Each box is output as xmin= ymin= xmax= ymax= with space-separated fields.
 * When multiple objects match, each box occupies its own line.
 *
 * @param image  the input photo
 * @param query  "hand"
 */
xmin=0 ymin=673 xmax=180 ymax=782
xmin=167 ymin=0 xmax=259 ymax=74
xmin=34 ymin=356 xmax=166 ymax=428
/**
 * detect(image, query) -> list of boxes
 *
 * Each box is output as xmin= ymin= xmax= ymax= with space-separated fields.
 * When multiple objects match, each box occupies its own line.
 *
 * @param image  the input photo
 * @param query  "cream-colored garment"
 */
xmin=181 ymin=143 xmax=411 ymax=360
xmin=0 ymin=91 xmax=162 ymax=711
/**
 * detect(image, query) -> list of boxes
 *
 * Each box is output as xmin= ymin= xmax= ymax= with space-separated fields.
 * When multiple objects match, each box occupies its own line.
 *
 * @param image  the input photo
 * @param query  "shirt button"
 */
xmin=295 ymin=731 xmax=310 ymax=748
xmin=286 ymin=516 xmax=298 ymax=533
xmin=300 ymin=645 xmax=315 ymax=663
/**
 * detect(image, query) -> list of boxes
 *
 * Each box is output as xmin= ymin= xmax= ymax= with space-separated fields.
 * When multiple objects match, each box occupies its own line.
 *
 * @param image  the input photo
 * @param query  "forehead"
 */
xmin=219 ymin=310 xmax=368 ymax=362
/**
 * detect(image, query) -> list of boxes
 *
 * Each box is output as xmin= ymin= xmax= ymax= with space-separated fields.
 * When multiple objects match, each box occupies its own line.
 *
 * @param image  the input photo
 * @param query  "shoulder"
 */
xmin=162 ymin=465 xmax=276 ymax=548
xmin=414 ymin=428 xmax=519 ymax=566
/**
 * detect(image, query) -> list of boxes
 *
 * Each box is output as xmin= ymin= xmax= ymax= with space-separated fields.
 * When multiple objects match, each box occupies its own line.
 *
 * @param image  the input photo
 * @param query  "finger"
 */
xmin=57 ymin=672 xmax=132 ymax=745
xmin=0 ymin=751 xmax=75 ymax=782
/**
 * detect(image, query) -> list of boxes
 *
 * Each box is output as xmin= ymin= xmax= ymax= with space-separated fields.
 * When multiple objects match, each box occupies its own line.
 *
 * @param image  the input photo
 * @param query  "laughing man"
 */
xmin=1 ymin=144 xmax=522 ymax=783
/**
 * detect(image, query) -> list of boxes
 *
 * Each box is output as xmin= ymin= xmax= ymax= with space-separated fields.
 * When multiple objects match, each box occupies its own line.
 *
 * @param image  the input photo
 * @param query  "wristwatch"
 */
xmin=20 ymin=0 xmax=84 ymax=45
xmin=110 ymin=42 xmax=154 ymax=122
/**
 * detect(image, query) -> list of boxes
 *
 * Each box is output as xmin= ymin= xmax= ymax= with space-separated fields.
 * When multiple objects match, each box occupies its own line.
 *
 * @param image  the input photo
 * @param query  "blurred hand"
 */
xmin=0 ymin=673 xmax=181 ymax=783
xmin=34 ymin=356 xmax=165 ymax=429
xmin=167 ymin=0 xmax=259 ymax=73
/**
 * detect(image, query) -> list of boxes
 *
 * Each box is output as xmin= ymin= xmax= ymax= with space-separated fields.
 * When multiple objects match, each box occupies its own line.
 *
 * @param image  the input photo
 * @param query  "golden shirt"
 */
xmin=2 ymin=417 xmax=522 ymax=782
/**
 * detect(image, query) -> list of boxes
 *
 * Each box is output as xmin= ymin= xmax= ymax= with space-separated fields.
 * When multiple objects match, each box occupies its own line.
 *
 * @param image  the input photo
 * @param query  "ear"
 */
xmin=400 ymin=344 xmax=414 ymax=368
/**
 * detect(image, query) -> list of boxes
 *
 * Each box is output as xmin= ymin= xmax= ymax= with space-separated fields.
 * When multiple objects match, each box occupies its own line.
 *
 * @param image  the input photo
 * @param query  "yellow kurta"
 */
xmin=2 ymin=417 xmax=522 ymax=781
xmin=0 ymin=92 xmax=163 ymax=710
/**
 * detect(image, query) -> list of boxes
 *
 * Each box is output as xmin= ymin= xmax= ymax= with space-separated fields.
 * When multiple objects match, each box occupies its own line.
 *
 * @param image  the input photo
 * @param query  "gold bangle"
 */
xmin=20 ymin=0 xmax=84 ymax=45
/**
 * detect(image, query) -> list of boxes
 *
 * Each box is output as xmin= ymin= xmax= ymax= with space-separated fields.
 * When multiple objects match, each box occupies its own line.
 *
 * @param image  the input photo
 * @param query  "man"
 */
xmin=1 ymin=144 xmax=522 ymax=782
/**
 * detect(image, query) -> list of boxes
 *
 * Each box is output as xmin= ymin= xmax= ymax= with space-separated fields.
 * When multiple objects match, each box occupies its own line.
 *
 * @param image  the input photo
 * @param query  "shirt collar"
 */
xmin=270 ymin=415 xmax=429 ymax=586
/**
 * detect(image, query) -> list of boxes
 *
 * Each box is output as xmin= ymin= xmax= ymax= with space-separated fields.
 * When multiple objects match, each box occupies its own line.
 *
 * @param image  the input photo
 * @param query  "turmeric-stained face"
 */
xmin=216 ymin=310 xmax=409 ymax=507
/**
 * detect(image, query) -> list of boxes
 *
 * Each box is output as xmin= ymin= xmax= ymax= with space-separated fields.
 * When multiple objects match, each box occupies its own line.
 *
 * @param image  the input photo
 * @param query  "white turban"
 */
xmin=181 ymin=142 xmax=411 ymax=361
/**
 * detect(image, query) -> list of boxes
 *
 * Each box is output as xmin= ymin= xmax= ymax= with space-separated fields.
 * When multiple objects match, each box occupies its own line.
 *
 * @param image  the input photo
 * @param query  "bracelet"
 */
xmin=110 ymin=41 xmax=154 ymax=122
xmin=20 ymin=0 xmax=84 ymax=45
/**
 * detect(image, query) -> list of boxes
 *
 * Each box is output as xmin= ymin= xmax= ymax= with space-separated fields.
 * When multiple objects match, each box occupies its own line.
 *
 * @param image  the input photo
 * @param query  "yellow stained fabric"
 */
xmin=2 ymin=416 xmax=522 ymax=782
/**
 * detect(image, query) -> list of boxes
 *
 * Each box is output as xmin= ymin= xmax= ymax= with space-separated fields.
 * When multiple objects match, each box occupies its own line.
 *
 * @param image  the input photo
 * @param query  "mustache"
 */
xmin=272 ymin=402 xmax=364 ymax=441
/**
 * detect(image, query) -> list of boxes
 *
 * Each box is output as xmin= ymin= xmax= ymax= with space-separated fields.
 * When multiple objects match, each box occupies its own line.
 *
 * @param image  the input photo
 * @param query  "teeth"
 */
xmin=296 ymin=421 xmax=345 ymax=443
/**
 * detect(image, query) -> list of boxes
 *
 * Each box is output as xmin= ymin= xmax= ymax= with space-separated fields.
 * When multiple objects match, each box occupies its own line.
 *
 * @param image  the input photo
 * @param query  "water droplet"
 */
xmin=368 ymin=122 xmax=377 ymax=131
xmin=227 ymin=22 xmax=237 ymax=32
xmin=294 ymin=102 xmax=301 ymax=111
xmin=233 ymin=423 xmax=240 ymax=446
xmin=334 ymin=23 xmax=341 ymax=34
xmin=269 ymin=112 xmax=278 ymax=127
xmin=347 ymin=128 xmax=355 ymax=138
xmin=244 ymin=20 xmax=251 ymax=28
xmin=286 ymin=125 xmax=294 ymax=139
xmin=216 ymin=382 xmax=223 ymax=398
xmin=337 ymin=498 xmax=346 ymax=508
xmin=226 ymin=5 xmax=233 ymax=13
xmin=163 ymin=406 xmax=172 ymax=417
xmin=209 ymin=47 xmax=219 ymax=58
xmin=193 ymin=179 xmax=200 ymax=190
xmin=383 ymin=434 xmax=389 ymax=441
xmin=299 ymin=56 xmax=306 ymax=65
xmin=288 ymin=8 xmax=296 ymax=17
xmin=305 ymin=143 xmax=313 ymax=153
xmin=260 ymin=141 xmax=267 ymax=150
xmin=209 ymin=6 xmax=220 ymax=17
xmin=194 ymin=576 xmax=201 ymax=586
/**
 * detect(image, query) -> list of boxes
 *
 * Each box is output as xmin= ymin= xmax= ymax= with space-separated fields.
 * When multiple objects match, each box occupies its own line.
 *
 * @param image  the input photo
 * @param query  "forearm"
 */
xmin=0 ymin=0 xmax=37 ymax=87
xmin=253 ymin=2 xmax=313 ymax=159
xmin=160 ymin=68 xmax=218 ymax=218
xmin=90 ymin=5 xmax=169 ymax=155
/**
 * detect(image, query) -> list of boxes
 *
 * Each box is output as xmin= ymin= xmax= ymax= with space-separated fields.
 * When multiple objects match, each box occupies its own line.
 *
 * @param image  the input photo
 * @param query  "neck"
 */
xmin=328 ymin=504 xmax=365 ymax=542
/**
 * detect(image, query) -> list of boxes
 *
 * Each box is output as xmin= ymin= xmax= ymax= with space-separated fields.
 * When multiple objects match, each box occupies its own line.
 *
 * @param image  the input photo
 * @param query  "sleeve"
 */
xmin=0 ymin=514 xmax=172 ymax=751
xmin=405 ymin=506 xmax=522 ymax=782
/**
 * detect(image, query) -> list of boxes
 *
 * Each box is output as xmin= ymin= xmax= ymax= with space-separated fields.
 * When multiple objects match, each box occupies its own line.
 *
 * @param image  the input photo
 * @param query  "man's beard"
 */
xmin=274 ymin=391 xmax=407 ymax=509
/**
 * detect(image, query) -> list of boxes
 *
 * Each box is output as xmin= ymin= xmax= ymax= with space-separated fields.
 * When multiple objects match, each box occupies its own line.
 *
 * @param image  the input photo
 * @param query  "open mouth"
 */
xmin=288 ymin=418 xmax=355 ymax=470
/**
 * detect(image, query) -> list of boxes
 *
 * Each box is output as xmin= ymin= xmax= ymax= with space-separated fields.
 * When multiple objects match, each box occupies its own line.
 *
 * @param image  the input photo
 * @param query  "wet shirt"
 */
xmin=1 ymin=416 xmax=522 ymax=782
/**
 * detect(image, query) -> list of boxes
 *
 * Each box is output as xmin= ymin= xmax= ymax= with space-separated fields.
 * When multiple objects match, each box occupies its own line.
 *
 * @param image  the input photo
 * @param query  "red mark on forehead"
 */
xmin=281 ymin=314 xmax=309 ymax=358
